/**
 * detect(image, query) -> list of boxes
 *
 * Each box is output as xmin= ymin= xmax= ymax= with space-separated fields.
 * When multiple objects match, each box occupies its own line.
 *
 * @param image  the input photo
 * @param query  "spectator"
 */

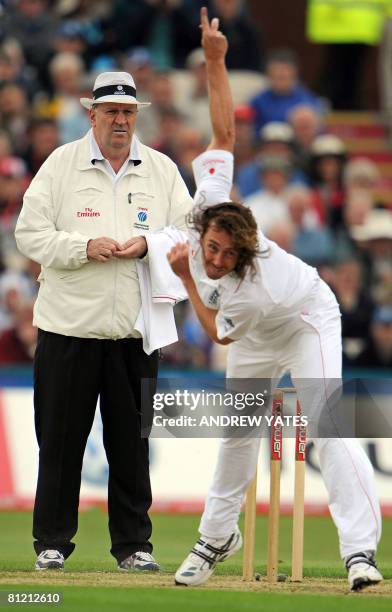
xmin=23 ymin=118 xmax=60 ymax=175
xmin=307 ymin=0 xmax=388 ymax=110
xmin=0 ymin=301 xmax=37 ymax=364
xmin=309 ymin=134 xmax=347 ymax=229
xmin=351 ymin=306 xmax=392 ymax=369
xmin=289 ymin=104 xmax=322 ymax=179
xmin=249 ymin=49 xmax=320 ymax=135
xmin=172 ymin=124 xmax=206 ymax=193
xmin=211 ymin=0 xmax=264 ymax=71
xmin=350 ymin=207 xmax=392 ymax=293
xmin=136 ymin=72 xmax=177 ymax=145
xmin=331 ymin=259 xmax=375 ymax=364
xmin=2 ymin=0 xmax=58 ymax=90
xmin=34 ymin=52 xmax=90 ymax=144
xmin=150 ymin=106 xmax=185 ymax=161
xmin=181 ymin=48 xmax=211 ymax=141
xmin=233 ymin=104 xmax=256 ymax=171
xmin=0 ymin=82 xmax=31 ymax=156
xmin=286 ymin=185 xmax=334 ymax=266
xmin=343 ymin=157 xmax=382 ymax=205
xmin=0 ymin=260 xmax=38 ymax=333
xmin=0 ymin=155 xmax=30 ymax=255
xmin=0 ymin=38 xmax=40 ymax=100
xmin=244 ymin=155 xmax=292 ymax=235
xmin=236 ymin=121 xmax=307 ymax=198
xmin=122 ymin=48 xmax=155 ymax=102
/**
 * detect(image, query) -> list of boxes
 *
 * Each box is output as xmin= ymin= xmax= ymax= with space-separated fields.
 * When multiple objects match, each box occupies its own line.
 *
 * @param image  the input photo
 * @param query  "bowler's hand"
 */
xmin=87 ymin=237 xmax=122 ymax=262
xmin=200 ymin=6 xmax=228 ymax=61
xmin=114 ymin=236 xmax=148 ymax=259
xmin=167 ymin=242 xmax=191 ymax=280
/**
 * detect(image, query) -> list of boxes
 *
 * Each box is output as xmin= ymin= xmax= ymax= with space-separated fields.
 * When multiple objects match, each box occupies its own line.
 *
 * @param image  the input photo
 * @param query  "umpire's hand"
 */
xmin=87 ymin=237 xmax=121 ymax=262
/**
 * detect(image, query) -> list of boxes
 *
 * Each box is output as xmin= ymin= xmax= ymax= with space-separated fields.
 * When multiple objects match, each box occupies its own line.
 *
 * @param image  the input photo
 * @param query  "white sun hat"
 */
xmin=350 ymin=208 xmax=392 ymax=241
xmin=80 ymin=71 xmax=150 ymax=110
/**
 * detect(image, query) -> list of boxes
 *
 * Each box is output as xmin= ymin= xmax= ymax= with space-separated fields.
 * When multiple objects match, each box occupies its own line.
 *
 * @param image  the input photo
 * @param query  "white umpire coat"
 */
xmin=15 ymin=132 xmax=192 ymax=341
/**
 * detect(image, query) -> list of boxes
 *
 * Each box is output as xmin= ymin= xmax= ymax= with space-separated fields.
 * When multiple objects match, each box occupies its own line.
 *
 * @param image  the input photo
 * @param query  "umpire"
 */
xmin=15 ymin=71 xmax=192 ymax=571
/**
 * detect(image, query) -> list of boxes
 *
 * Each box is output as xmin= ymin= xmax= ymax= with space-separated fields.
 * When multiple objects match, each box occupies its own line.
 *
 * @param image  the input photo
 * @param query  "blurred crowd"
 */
xmin=0 ymin=0 xmax=391 ymax=371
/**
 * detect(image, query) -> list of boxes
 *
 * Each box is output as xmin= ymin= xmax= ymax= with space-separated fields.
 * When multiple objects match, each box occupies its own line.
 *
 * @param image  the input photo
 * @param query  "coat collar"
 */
xmin=76 ymin=130 xmax=150 ymax=177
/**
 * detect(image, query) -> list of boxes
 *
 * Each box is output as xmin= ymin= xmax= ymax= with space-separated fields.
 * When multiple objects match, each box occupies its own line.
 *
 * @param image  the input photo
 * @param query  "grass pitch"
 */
xmin=0 ymin=511 xmax=391 ymax=610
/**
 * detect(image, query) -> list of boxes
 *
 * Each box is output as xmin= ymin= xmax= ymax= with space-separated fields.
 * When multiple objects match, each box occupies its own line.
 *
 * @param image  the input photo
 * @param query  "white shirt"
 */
xmin=191 ymin=150 xmax=320 ymax=343
xmin=89 ymin=129 xmax=141 ymax=183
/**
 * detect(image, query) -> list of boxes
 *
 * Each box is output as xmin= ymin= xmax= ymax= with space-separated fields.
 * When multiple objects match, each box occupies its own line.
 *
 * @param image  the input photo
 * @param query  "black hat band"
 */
xmin=93 ymin=84 xmax=136 ymax=100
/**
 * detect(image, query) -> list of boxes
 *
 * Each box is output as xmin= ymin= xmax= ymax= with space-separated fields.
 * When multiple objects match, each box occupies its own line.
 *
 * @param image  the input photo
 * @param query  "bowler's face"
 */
xmin=90 ymin=102 xmax=138 ymax=154
xmin=201 ymin=225 xmax=239 ymax=279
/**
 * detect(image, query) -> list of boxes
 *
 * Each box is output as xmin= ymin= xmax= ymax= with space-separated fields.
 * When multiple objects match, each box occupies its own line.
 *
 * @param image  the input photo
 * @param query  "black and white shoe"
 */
xmin=118 ymin=552 xmax=160 ymax=572
xmin=175 ymin=527 xmax=242 ymax=586
xmin=346 ymin=551 xmax=383 ymax=591
xmin=35 ymin=550 xmax=64 ymax=571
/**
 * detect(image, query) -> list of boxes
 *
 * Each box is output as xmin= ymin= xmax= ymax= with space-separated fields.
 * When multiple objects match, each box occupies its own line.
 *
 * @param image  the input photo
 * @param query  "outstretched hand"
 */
xmin=200 ymin=6 xmax=228 ymax=61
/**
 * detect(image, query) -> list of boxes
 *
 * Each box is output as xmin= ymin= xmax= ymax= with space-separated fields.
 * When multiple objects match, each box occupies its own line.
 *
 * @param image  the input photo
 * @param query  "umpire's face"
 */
xmin=90 ymin=102 xmax=138 ymax=157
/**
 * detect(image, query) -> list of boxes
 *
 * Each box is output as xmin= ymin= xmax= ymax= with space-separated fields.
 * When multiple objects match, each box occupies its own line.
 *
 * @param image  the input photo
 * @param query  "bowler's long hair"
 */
xmin=189 ymin=202 xmax=261 ymax=280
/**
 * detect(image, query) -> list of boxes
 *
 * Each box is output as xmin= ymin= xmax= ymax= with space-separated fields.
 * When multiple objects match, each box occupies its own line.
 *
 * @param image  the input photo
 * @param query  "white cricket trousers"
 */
xmin=199 ymin=282 xmax=382 ymax=558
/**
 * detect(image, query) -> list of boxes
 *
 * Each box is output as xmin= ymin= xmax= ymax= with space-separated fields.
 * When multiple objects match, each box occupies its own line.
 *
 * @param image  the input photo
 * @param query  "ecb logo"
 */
xmin=138 ymin=211 xmax=148 ymax=222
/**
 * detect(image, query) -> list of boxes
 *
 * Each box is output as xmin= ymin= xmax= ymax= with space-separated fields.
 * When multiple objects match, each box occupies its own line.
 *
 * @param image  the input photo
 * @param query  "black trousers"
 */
xmin=33 ymin=329 xmax=158 ymax=563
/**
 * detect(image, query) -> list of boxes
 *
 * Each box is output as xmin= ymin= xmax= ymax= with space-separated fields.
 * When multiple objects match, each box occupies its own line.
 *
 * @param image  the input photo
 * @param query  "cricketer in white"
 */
xmin=168 ymin=8 xmax=383 ymax=591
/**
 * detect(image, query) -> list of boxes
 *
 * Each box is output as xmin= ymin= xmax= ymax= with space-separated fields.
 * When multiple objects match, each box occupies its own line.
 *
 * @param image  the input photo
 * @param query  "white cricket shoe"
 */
xmin=346 ymin=551 xmax=383 ymax=591
xmin=35 ymin=550 xmax=64 ymax=570
xmin=118 ymin=552 xmax=160 ymax=571
xmin=175 ymin=527 xmax=242 ymax=586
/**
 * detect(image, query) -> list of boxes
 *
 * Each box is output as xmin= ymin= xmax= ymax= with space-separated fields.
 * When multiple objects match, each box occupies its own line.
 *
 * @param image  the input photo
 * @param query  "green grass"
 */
xmin=0 ymin=586 xmax=391 ymax=612
xmin=0 ymin=511 xmax=391 ymax=610
xmin=1 ymin=510 xmax=391 ymax=577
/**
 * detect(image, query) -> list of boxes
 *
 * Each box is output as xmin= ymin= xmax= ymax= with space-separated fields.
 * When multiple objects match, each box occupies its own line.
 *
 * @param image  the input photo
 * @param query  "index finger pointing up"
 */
xmin=200 ymin=6 xmax=210 ymax=31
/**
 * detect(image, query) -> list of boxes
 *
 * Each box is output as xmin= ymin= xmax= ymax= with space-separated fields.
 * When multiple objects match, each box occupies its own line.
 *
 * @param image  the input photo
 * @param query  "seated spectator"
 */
xmin=150 ymin=106 xmax=185 ymax=161
xmin=286 ymin=185 xmax=334 ymax=266
xmin=122 ymin=47 xmax=155 ymax=103
xmin=288 ymin=104 xmax=322 ymax=179
xmin=0 ymin=129 xmax=11 ymax=160
xmin=211 ymin=0 xmax=264 ymax=71
xmin=309 ymin=134 xmax=347 ymax=229
xmin=249 ymin=49 xmax=320 ymax=135
xmin=0 ymin=37 xmax=40 ymax=101
xmin=343 ymin=157 xmax=382 ymax=205
xmin=181 ymin=47 xmax=211 ymax=141
xmin=23 ymin=118 xmax=60 ymax=175
xmin=330 ymin=259 xmax=375 ymax=364
xmin=350 ymin=207 xmax=392 ymax=294
xmin=2 ymin=0 xmax=58 ymax=90
xmin=34 ymin=52 xmax=90 ymax=144
xmin=0 ymin=82 xmax=31 ymax=156
xmin=244 ymin=155 xmax=292 ymax=235
xmin=0 ymin=259 xmax=38 ymax=333
xmin=233 ymin=104 xmax=256 ymax=171
xmin=136 ymin=72 xmax=177 ymax=146
xmin=172 ymin=125 xmax=206 ymax=193
xmin=0 ymin=156 xmax=30 ymax=255
xmin=236 ymin=121 xmax=306 ymax=198
xmin=350 ymin=306 xmax=392 ymax=369
xmin=0 ymin=301 xmax=37 ymax=364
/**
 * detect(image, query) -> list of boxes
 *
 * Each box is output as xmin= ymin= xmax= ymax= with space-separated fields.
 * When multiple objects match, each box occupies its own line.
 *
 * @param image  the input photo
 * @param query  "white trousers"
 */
xmin=199 ymin=283 xmax=382 ymax=558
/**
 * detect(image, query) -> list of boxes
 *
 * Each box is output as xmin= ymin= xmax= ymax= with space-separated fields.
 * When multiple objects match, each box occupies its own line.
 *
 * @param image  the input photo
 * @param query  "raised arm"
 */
xmin=201 ymin=7 xmax=235 ymax=152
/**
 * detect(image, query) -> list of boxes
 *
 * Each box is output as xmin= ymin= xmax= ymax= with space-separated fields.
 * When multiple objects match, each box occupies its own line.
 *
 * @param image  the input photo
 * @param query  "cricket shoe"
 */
xmin=346 ymin=551 xmax=383 ymax=591
xmin=118 ymin=552 xmax=160 ymax=571
xmin=175 ymin=527 xmax=242 ymax=586
xmin=35 ymin=550 xmax=64 ymax=571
